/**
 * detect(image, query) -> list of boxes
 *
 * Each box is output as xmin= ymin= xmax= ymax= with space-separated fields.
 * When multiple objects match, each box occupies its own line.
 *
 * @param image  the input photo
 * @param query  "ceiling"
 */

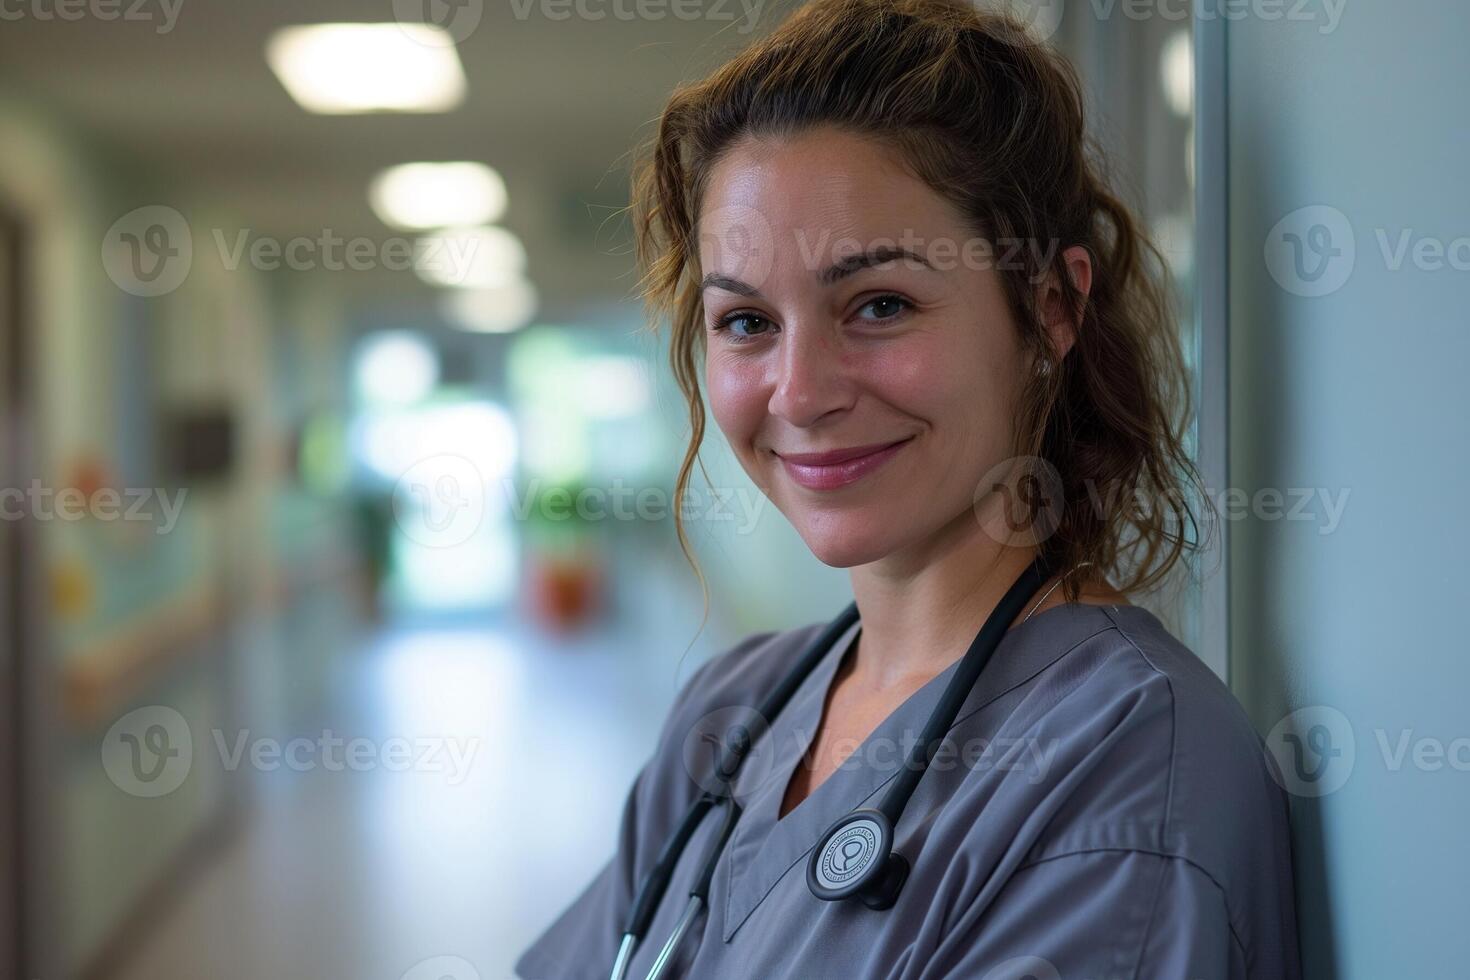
xmin=0 ymin=0 xmax=787 ymax=319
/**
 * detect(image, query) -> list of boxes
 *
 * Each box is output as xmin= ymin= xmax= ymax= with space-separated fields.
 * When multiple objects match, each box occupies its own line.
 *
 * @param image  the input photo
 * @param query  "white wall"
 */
xmin=1226 ymin=4 xmax=1470 ymax=976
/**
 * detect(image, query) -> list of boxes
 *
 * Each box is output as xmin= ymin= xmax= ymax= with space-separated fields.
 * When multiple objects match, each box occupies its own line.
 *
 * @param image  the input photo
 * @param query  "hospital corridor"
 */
xmin=1 ymin=2 xmax=1467 ymax=979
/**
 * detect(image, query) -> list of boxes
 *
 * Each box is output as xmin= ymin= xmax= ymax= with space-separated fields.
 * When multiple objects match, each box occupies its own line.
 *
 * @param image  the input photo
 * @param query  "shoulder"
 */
xmin=1070 ymin=603 xmax=1271 ymax=780
xmin=1090 ymin=603 xmax=1285 ymax=848
xmin=1020 ymin=604 xmax=1288 ymax=853
xmin=1004 ymin=603 xmax=1296 ymax=961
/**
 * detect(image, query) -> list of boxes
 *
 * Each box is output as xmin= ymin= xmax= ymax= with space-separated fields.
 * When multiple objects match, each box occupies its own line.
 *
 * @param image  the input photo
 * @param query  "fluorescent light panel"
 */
xmin=266 ymin=24 xmax=466 ymax=114
xmin=440 ymin=279 xmax=539 ymax=334
xmin=371 ymin=162 xmax=508 ymax=230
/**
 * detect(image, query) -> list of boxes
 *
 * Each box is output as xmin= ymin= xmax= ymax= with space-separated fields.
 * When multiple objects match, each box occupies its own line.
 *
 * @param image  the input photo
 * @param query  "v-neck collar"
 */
xmin=717 ymin=600 xmax=1125 ymax=942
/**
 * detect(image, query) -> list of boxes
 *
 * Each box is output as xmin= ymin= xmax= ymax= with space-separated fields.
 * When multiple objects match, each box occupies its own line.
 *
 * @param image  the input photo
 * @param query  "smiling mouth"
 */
xmin=773 ymin=437 xmax=914 ymax=491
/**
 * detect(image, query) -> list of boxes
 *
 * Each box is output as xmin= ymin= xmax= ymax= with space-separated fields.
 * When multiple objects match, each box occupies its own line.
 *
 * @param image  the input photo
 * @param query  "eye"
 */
xmin=854 ymin=294 xmax=913 ymax=323
xmin=712 ymin=311 xmax=775 ymax=342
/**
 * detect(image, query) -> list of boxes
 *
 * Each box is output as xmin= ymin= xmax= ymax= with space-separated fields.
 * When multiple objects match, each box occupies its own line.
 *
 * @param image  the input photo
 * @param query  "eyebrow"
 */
xmin=700 ymin=245 xmax=935 ymax=296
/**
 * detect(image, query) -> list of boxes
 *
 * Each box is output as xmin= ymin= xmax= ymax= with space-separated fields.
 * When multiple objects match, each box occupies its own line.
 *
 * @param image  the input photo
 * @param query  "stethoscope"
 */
xmin=608 ymin=553 xmax=1055 ymax=980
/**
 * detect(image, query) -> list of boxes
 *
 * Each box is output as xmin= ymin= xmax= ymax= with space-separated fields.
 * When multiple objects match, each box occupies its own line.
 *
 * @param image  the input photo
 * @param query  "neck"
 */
xmin=846 ymin=509 xmax=1043 ymax=691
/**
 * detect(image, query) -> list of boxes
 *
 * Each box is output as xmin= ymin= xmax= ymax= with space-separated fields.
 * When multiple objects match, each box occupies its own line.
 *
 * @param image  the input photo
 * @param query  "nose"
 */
xmin=766 ymin=320 xmax=852 ymax=428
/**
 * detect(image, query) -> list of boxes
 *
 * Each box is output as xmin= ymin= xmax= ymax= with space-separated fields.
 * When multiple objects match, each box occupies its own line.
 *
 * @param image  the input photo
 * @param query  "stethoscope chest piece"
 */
xmin=807 ymin=808 xmax=910 ymax=910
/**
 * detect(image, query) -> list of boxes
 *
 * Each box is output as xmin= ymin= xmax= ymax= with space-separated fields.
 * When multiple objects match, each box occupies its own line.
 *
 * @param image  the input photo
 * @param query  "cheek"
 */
xmin=863 ymin=342 xmax=941 ymax=406
xmin=867 ymin=325 xmax=1022 ymax=455
xmin=705 ymin=354 xmax=767 ymax=446
xmin=861 ymin=331 xmax=993 ymax=423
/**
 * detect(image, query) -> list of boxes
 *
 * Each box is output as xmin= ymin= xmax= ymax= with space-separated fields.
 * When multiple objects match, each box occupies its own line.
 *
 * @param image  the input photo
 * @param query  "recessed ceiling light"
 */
xmin=265 ymin=24 xmax=466 ymax=114
xmin=440 ymin=279 xmax=540 ymax=334
xmin=370 ymin=162 xmax=508 ymax=230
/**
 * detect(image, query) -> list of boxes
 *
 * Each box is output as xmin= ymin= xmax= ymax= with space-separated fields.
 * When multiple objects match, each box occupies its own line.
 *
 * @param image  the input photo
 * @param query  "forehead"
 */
xmin=698 ymin=129 xmax=969 ymax=263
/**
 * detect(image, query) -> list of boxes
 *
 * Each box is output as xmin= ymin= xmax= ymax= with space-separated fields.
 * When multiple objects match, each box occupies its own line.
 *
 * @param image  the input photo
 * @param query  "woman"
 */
xmin=517 ymin=0 xmax=1300 ymax=977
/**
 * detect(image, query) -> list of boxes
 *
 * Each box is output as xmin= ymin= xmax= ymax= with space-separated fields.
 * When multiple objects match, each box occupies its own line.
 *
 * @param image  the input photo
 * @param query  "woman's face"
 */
xmin=698 ymin=127 xmax=1048 ymax=569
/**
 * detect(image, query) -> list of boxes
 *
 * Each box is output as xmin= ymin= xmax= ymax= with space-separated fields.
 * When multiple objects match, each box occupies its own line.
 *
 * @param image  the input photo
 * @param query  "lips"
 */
xmin=774 ymin=437 xmax=913 ymax=491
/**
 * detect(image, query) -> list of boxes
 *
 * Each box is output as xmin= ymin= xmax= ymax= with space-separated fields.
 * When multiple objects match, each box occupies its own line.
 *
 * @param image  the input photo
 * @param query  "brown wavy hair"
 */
xmin=628 ymin=0 xmax=1210 ymax=606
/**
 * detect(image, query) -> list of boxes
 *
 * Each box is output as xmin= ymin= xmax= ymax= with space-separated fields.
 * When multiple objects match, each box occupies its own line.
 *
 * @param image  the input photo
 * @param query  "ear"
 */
xmin=1034 ymin=244 xmax=1093 ymax=361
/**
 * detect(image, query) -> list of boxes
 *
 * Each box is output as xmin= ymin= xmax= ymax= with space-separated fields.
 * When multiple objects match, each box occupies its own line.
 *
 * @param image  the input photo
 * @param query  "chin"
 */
xmin=790 ymin=510 xmax=901 ymax=568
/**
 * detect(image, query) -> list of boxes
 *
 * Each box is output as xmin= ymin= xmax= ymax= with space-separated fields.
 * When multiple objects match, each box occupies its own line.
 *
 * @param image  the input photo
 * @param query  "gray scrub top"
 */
xmin=515 ymin=602 xmax=1302 ymax=980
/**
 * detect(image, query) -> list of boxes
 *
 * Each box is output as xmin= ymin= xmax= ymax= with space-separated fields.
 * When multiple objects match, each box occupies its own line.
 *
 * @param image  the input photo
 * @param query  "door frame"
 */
xmin=1193 ymin=9 xmax=1231 ymax=681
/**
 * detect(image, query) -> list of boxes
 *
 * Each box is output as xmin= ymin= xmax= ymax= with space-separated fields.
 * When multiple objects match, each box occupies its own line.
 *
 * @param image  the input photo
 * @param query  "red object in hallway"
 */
xmin=527 ymin=551 xmax=603 ymax=632
xmin=64 ymin=455 xmax=110 ymax=501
